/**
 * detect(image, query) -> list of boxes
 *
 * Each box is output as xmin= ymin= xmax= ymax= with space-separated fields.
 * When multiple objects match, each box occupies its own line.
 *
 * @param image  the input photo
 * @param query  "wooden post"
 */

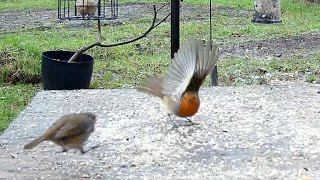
xmin=252 ymin=0 xmax=281 ymax=23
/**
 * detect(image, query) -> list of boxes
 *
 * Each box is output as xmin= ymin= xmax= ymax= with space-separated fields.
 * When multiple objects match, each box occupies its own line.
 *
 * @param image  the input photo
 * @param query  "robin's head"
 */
xmin=182 ymin=91 xmax=199 ymax=103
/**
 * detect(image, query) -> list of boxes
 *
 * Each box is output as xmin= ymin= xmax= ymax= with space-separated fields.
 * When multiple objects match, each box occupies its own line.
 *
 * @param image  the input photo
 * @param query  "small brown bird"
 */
xmin=24 ymin=112 xmax=97 ymax=154
xmin=76 ymin=0 xmax=97 ymax=18
xmin=136 ymin=38 xmax=220 ymax=126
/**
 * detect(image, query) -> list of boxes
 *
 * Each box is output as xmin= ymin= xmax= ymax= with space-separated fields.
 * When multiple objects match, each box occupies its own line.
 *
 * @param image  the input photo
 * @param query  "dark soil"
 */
xmin=4 ymin=70 xmax=42 ymax=85
xmin=0 ymin=51 xmax=16 ymax=67
xmin=222 ymin=32 xmax=320 ymax=59
xmin=305 ymin=0 xmax=320 ymax=3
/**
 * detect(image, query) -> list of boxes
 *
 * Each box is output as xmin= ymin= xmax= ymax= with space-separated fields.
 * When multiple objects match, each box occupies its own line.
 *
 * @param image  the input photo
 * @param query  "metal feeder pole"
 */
xmin=171 ymin=0 xmax=180 ymax=58
xmin=210 ymin=0 xmax=218 ymax=86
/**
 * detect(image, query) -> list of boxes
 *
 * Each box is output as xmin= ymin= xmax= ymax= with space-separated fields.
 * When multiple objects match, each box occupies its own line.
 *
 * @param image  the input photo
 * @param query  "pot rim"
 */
xmin=42 ymin=50 xmax=94 ymax=64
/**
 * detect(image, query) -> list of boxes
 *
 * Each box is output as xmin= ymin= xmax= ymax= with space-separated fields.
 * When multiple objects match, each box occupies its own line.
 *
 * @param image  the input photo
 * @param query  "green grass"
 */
xmin=0 ymin=0 xmax=319 ymax=132
xmin=0 ymin=0 xmax=56 ymax=11
xmin=219 ymin=55 xmax=320 ymax=85
xmin=0 ymin=84 xmax=38 ymax=132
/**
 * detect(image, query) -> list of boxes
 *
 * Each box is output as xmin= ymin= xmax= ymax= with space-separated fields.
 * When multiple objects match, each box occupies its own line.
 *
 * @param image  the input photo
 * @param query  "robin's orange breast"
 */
xmin=177 ymin=93 xmax=200 ymax=117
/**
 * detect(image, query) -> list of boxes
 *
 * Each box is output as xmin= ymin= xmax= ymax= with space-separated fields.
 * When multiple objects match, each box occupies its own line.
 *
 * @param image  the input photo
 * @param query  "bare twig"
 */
xmin=68 ymin=5 xmax=171 ymax=63
xmin=156 ymin=2 xmax=170 ymax=13
xmin=97 ymin=5 xmax=158 ymax=48
xmin=98 ymin=6 xmax=171 ymax=48
xmin=153 ymin=11 xmax=171 ymax=30
xmin=68 ymin=41 xmax=101 ymax=63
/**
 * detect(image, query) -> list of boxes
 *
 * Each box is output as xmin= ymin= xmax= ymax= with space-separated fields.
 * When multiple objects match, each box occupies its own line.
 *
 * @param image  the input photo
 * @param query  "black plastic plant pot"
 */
xmin=41 ymin=50 xmax=94 ymax=90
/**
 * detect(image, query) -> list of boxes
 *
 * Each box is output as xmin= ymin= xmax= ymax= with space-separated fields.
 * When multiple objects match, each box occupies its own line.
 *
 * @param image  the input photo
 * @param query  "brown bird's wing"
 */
xmin=53 ymin=117 xmax=94 ymax=140
xmin=187 ymin=39 xmax=220 ymax=91
xmin=161 ymin=38 xmax=199 ymax=99
xmin=40 ymin=114 xmax=76 ymax=138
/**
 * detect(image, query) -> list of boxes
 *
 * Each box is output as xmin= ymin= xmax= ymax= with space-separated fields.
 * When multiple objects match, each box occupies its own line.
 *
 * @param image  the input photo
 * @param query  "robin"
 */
xmin=136 ymin=37 xmax=220 ymax=126
xmin=24 ymin=112 xmax=97 ymax=154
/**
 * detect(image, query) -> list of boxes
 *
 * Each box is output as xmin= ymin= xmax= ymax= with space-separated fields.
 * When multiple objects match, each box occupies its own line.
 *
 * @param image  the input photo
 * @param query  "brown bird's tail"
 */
xmin=136 ymin=76 xmax=164 ymax=98
xmin=24 ymin=136 xmax=45 ymax=149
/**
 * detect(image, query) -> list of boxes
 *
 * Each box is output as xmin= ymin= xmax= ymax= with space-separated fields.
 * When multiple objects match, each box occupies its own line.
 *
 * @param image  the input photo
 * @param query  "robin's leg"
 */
xmin=184 ymin=118 xmax=199 ymax=126
xmin=79 ymin=147 xmax=86 ymax=154
xmin=61 ymin=147 xmax=68 ymax=153
xmin=168 ymin=114 xmax=179 ymax=128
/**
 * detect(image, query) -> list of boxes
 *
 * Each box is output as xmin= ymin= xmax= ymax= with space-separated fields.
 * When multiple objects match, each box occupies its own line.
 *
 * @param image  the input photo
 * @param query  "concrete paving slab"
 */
xmin=0 ymin=82 xmax=319 ymax=179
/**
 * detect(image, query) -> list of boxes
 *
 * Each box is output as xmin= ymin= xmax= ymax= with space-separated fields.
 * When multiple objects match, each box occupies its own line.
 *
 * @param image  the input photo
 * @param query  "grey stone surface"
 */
xmin=0 ymin=82 xmax=320 ymax=179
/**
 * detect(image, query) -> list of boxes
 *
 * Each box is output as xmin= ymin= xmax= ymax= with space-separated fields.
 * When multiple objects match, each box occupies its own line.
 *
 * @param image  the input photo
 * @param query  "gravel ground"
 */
xmin=0 ymin=82 xmax=319 ymax=179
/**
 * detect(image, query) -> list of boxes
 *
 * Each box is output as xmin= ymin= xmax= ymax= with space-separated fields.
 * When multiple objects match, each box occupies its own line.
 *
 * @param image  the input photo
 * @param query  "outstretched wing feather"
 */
xmin=162 ymin=38 xmax=199 ymax=98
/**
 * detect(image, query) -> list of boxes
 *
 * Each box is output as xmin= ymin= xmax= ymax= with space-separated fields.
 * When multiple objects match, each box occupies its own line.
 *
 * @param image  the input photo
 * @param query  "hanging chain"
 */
xmin=209 ymin=0 xmax=212 ymax=45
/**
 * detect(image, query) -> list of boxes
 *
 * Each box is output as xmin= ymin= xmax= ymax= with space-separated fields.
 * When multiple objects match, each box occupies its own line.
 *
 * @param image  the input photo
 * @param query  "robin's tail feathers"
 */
xmin=136 ymin=77 xmax=164 ymax=98
xmin=24 ymin=136 xmax=45 ymax=149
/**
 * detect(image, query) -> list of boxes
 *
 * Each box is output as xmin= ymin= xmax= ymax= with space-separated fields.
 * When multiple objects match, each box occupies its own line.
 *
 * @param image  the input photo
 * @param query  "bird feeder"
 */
xmin=57 ymin=0 xmax=119 ymax=20
xmin=252 ymin=0 xmax=282 ymax=23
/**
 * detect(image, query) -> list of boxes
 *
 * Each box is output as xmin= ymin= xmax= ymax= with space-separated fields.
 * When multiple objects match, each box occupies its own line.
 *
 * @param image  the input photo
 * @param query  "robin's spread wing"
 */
xmin=53 ymin=118 xmax=94 ymax=139
xmin=194 ymin=39 xmax=220 ymax=82
xmin=161 ymin=38 xmax=199 ymax=99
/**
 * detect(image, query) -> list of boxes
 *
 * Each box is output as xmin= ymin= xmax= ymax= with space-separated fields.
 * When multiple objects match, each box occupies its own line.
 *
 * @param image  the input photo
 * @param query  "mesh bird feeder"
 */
xmin=252 ymin=0 xmax=281 ymax=23
xmin=57 ymin=0 xmax=119 ymax=20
